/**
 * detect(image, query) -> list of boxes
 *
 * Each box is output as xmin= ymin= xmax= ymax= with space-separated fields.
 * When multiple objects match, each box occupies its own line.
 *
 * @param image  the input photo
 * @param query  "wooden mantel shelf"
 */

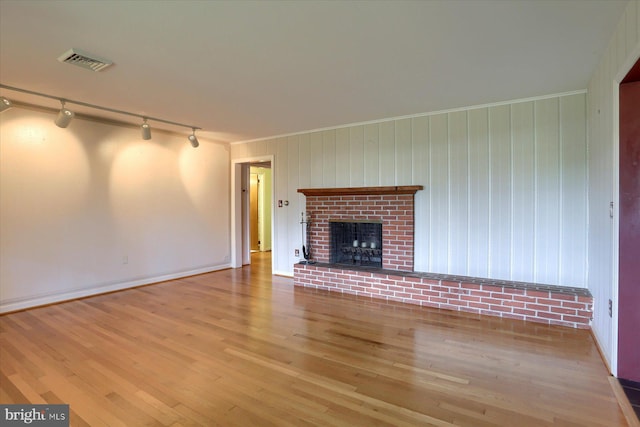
xmin=297 ymin=186 xmax=423 ymax=196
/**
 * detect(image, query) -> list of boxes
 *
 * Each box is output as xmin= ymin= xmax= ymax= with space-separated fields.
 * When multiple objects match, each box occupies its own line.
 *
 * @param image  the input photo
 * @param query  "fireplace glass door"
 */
xmin=329 ymin=220 xmax=382 ymax=267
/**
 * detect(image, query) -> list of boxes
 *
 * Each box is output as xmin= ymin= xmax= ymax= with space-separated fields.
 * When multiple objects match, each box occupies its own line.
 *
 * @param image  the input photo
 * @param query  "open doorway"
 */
xmin=230 ymin=156 xmax=274 ymax=269
xmin=249 ymin=163 xmax=272 ymax=253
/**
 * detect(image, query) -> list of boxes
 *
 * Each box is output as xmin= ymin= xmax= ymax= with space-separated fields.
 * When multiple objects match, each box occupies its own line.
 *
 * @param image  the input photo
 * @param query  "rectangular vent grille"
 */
xmin=57 ymin=48 xmax=113 ymax=72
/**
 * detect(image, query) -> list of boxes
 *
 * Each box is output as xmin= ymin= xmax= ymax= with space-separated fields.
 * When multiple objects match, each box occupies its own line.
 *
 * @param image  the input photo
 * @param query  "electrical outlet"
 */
xmin=295 ymin=249 xmax=300 ymax=256
xmin=608 ymin=299 xmax=612 ymax=317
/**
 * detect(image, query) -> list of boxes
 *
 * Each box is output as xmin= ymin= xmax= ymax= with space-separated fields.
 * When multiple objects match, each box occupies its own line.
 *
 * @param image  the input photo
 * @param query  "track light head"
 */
xmin=188 ymin=129 xmax=199 ymax=148
xmin=141 ymin=118 xmax=152 ymax=140
xmin=0 ymin=96 xmax=12 ymax=112
xmin=54 ymin=101 xmax=74 ymax=128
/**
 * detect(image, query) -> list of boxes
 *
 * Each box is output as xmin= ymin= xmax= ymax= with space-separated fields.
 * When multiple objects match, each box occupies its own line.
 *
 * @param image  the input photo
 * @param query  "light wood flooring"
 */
xmin=0 ymin=252 xmax=627 ymax=426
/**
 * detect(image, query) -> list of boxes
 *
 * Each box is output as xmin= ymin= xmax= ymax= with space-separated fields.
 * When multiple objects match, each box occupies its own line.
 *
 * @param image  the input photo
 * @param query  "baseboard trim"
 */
xmin=0 ymin=264 xmax=230 ymax=314
xmin=590 ymin=328 xmax=613 ymax=374
xmin=609 ymin=376 xmax=640 ymax=427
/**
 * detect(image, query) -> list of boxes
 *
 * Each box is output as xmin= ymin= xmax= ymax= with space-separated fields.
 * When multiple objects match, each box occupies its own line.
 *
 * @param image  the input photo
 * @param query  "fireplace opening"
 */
xmin=329 ymin=220 xmax=382 ymax=268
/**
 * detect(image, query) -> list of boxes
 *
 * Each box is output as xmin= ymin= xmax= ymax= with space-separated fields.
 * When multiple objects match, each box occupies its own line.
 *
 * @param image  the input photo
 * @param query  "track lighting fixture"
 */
xmin=0 ymin=96 xmax=12 ymax=112
xmin=0 ymin=84 xmax=202 ymax=142
xmin=188 ymin=128 xmax=199 ymax=148
xmin=54 ymin=101 xmax=74 ymax=128
xmin=141 ymin=118 xmax=152 ymax=140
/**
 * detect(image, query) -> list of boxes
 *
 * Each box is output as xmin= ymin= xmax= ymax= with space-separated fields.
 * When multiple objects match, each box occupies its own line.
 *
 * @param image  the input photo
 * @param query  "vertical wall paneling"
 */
xmin=322 ymin=130 xmax=336 ymax=187
xmin=364 ymin=123 xmax=380 ymax=186
xmin=395 ymin=118 xmax=412 ymax=184
xmin=412 ymin=117 xmax=430 ymax=272
xmin=534 ymin=98 xmax=561 ymax=284
xmin=467 ymin=108 xmax=490 ymax=277
xmin=448 ymin=111 xmax=469 ymax=274
xmin=335 ymin=128 xmax=350 ymax=187
xmin=230 ymin=91 xmax=590 ymax=287
xmin=510 ymin=102 xmax=536 ymax=282
xmin=349 ymin=126 xmax=365 ymax=186
xmin=560 ymin=94 xmax=587 ymax=286
xmin=275 ymin=138 xmax=289 ymax=273
xmin=379 ymin=121 xmax=395 ymax=186
xmin=310 ymin=132 xmax=323 ymax=187
xmin=429 ymin=114 xmax=449 ymax=272
xmin=489 ymin=105 xmax=512 ymax=279
xmin=586 ymin=0 xmax=639 ymax=370
xmin=288 ymin=136 xmax=301 ymax=270
xmin=298 ymin=133 xmax=311 ymax=194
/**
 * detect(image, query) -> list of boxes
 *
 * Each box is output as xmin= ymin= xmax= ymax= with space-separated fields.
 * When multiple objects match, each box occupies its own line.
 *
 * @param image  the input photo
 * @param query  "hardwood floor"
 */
xmin=1 ymin=252 xmax=626 ymax=426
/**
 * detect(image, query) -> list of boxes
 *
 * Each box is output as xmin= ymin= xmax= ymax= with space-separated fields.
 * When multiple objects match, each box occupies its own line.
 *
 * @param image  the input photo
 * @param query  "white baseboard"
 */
xmin=0 ymin=263 xmax=231 ymax=314
xmin=272 ymin=269 xmax=294 ymax=278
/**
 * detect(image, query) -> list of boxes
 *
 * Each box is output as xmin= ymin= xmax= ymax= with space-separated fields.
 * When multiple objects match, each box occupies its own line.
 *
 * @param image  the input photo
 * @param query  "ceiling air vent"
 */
xmin=57 ymin=48 xmax=113 ymax=72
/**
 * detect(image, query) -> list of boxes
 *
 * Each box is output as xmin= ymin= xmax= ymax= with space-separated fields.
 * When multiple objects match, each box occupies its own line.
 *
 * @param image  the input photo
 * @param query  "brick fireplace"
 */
xmin=294 ymin=186 xmax=593 ymax=329
xmin=298 ymin=186 xmax=421 ymax=271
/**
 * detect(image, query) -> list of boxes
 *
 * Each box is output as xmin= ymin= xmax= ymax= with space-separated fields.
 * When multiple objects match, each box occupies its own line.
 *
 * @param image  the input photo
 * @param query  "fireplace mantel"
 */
xmin=297 ymin=185 xmax=423 ymax=196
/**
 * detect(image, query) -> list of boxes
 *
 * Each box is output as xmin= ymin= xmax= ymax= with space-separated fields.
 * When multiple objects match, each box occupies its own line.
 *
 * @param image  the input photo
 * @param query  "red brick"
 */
xmin=469 ymin=302 xmax=490 ymax=310
xmin=526 ymin=303 xmax=551 ymax=312
xmin=527 ymin=290 xmax=550 ymax=298
xmin=563 ymin=315 xmax=589 ymax=324
xmin=548 ymin=293 xmax=576 ymax=301
xmin=513 ymin=308 xmax=537 ymax=316
xmin=550 ymin=307 xmax=577 ymax=315
xmin=537 ymin=298 xmax=562 ymax=307
xmin=489 ymin=305 xmax=512 ymax=313
xmin=501 ymin=313 xmax=526 ymax=321
xmin=492 ymin=294 xmax=514 ymax=300
xmin=562 ymin=301 xmax=587 ymax=309
xmin=513 ymin=295 xmax=537 ymax=303
xmin=537 ymin=312 xmax=562 ymax=320
xmin=502 ymin=301 xmax=526 ymax=309
xmin=480 ymin=297 xmax=504 ymax=305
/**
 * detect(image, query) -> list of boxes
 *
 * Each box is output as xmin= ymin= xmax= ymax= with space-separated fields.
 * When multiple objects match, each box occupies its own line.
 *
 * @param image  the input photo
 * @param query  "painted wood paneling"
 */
xmin=467 ymin=109 xmax=490 ymax=277
xmin=429 ymin=114 xmax=449 ymax=272
xmin=379 ymin=122 xmax=395 ymax=186
xmin=364 ymin=124 xmax=380 ymax=186
xmin=412 ymin=117 xmax=430 ymax=272
xmin=448 ymin=111 xmax=468 ymax=274
xmin=395 ymin=119 xmax=412 ymax=185
xmin=349 ymin=126 xmax=364 ymax=186
xmin=322 ymin=130 xmax=336 ymax=187
xmin=310 ymin=132 xmax=323 ymax=188
xmin=231 ymin=92 xmax=590 ymax=288
xmin=335 ymin=128 xmax=350 ymax=187
xmin=510 ymin=102 xmax=535 ymax=282
xmin=534 ymin=98 xmax=560 ymax=285
xmin=488 ymin=106 xmax=512 ymax=280
xmin=586 ymin=0 xmax=640 ymax=371
xmin=560 ymin=94 xmax=587 ymax=286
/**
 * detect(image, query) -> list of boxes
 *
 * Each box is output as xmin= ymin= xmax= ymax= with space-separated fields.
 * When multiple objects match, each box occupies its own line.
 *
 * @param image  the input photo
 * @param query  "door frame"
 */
xmin=231 ymin=155 xmax=274 ymax=269
xmin=611 ymin=46 xmax=640 ymax=377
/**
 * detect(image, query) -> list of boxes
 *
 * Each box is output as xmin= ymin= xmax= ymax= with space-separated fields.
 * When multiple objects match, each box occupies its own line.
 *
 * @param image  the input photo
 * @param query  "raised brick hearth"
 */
xmin=294 ymin=186 xmax=593 ymax=329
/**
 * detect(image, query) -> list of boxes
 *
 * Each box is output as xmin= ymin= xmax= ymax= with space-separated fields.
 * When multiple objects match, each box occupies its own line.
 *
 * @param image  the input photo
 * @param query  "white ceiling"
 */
xmin=0 ymin=0 xmax=629 ymax=144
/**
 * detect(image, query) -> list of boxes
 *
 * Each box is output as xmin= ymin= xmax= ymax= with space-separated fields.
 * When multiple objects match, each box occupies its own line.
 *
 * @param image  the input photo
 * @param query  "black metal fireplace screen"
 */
xmin=329 ymin=220 xmax=382 ymax=267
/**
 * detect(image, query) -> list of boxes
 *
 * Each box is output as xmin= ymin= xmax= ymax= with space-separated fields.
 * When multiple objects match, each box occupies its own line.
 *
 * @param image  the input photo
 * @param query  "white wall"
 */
xmin=0 ymin=107 xmax=230 ymax=312
xmin=587 ymin=0 xmax=640 ymax=372
xmin=231 ymin=92 xmax=588 ymax=285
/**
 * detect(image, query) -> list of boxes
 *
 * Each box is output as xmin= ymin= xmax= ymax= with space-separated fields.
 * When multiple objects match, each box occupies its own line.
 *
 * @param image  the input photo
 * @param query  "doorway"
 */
xmin=618 ymin=58 xmax=640 ymax=383
xmin=250 ymin=164 xmax=272 ymax=253
xmin=230 ymin=156 xmax=274 ymax=269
